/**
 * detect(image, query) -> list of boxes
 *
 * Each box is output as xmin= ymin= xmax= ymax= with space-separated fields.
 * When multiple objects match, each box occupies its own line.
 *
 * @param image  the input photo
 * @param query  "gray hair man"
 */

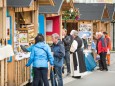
xmin=51 ymin=33 xmax=65 ymax=86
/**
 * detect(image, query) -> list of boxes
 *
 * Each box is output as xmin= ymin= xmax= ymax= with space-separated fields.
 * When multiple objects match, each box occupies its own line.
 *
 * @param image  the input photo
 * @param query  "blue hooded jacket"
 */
xmin=26 ymin=42 xmax=54 ymax=68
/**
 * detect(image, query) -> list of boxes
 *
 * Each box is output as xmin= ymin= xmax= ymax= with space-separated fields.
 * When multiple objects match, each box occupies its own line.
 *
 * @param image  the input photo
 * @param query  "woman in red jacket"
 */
xmin=97 ymin=32 xmax=108 ymax=71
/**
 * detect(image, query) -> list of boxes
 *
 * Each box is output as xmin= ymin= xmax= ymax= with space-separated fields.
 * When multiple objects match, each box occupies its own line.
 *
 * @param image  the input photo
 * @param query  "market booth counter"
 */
xmin=0 ymin=45 xmax=14 ymax=86
xmin=15 ymin=52 xmax=31 ymax=86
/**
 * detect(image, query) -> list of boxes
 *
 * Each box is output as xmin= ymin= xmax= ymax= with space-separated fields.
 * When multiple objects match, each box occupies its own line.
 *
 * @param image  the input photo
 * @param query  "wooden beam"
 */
xmin=112 ymin=12 xmax=115 ymax=20
xmin=46 ymin=14 xmax=59 ymax=17
xmin=0 ymin=0 xmax=3 ymax=7
xmin=102 ymin=5 xmax=109 ymax=19
xmin=32 ymin=0 xmax=39 ymax=35
xmin=0 ymin=60 xmax=5 ymax=86
xmin=39 ymin=0 xmax=54 ymax=6
xmin=62 ymin=20 xmax=78 ymax=23
xmin=0 ymin=8 xmax=3 ymax=38
xmin=2 ymin=0 xmax=6 ymax=39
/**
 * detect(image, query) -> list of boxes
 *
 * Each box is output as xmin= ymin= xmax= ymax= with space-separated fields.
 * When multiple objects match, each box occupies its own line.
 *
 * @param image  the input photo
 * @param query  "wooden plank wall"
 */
xmin=0 ymin=59 xmax=7 ymax=86
xmin=15 ymin=59 xmax=30 ymax=86
xmin=0 ymin=0 xmax=3 ymax=7
xmin=0 ymin=8 xmax=3 ymax=38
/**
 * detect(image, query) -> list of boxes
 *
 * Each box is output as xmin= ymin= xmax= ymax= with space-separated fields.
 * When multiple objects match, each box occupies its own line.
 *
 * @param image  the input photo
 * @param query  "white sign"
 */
xmin=46 ymin=20 xmax=53 ymax=32
xmin=6 ymin=17 xmax=11 ymax=39
xmin=79 ymin=24 xmax=92 ymax=31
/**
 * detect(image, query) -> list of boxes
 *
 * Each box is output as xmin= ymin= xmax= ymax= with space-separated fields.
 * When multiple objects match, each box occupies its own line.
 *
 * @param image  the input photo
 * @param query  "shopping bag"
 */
xmin=96 ymin=55 xmax=100 ymax=60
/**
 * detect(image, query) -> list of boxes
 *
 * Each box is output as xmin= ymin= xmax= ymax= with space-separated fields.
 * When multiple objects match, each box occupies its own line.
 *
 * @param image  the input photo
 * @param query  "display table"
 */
xmin=84 ymin=50 xmax=97 ymax=71
xmin=15 ymin=52 xmax=30 ymax=61
xmin=0 ymin=45 xmax=14 ymax=60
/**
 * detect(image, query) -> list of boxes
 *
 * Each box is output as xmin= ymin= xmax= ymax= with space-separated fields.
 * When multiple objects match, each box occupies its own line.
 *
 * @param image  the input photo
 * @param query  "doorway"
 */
xmin=62 ymin=22 xmax=78 ymax=35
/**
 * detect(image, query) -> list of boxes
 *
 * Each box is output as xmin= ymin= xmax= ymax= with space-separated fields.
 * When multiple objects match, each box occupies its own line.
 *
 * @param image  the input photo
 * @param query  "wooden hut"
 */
xmin=0 ymin=1 xmax=14 ymax=86
xmin=107 ymin=4 xmax=115 ymax=50
xmin=7 ymin=0 xmax=55 ymax=86
xmin=0 ymin=0 xmax=7 ymax=86
xmin=39 ymin=0 xmax=75 ymax=43
xmin=74 ymin=3 xmax=112 ymax=34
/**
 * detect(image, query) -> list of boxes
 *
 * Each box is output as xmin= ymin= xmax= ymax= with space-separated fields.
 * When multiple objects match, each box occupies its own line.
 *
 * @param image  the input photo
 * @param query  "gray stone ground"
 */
xmin=63 ymin=52 xmax=115 ymax=86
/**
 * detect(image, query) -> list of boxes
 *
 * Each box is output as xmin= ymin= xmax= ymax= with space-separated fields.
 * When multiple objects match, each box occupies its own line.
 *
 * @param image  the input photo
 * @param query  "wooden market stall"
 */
xmin=0 ymin=0 xmax=8 ymax=86
xmin=7 ymin=0 xmax=55 ymax=86
xmin=107 ymin=4 xmax=115 ymax=50
xmin=73 ymin=3 xmax=112 ymax=43
xmin=39 ymin=0 xmax=75 ymax=44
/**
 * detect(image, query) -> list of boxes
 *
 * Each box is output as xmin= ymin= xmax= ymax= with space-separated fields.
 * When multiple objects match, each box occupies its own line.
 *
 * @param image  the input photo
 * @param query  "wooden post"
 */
xmin=0 ymin=60 xmax=5 ymax=86
xmin=32 ymin=1 xmax=39 ymax=36
xmin=0 ymin=8 xmax=3 ymax=38
xmin=44 ymin=15 xmax=46 ymax=41
xmin=60 ymin=11 xmax=63 ymax=39
xmin=7 ymin=7 xmax=16 ymax=86
xmin=2 ymin=0 xmax=6 ymax=39
xmin=98 ymin=21 xmax=102 ymax=32
xmin=5 ymin=58 xmax=7 ymax=86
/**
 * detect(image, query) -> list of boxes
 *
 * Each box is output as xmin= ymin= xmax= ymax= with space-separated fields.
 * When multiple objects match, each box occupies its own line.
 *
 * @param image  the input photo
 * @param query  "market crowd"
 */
xmin=21 ymin=28 xmax=111 ymax=86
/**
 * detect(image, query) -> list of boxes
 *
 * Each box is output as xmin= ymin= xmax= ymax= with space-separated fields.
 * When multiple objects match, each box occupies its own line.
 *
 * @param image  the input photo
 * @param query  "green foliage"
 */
xmin=62 ymin=9 xmax=80 ymax=20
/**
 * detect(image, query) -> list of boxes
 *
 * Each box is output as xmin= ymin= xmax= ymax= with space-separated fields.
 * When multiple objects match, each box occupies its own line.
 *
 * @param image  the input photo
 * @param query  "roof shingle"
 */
xmin=7 ymin=0 xmax=33 ymax=7
xmin=74 ymin=3 xmax=105 ymax=20
xmin=39 ymin=0 xmax=64 ymax=14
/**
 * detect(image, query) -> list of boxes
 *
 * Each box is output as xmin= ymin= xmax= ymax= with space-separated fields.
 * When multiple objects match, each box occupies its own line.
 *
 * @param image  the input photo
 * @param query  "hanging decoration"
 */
xmin=62 ymin=8 xmax=80 ymax=21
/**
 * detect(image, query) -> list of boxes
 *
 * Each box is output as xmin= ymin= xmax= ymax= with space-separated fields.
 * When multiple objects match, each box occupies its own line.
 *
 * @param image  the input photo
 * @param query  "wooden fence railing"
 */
xmin=0 ymin=58 xmax=7 ymax=86
xmin=15 ymin=58 xmax=30 ymax=86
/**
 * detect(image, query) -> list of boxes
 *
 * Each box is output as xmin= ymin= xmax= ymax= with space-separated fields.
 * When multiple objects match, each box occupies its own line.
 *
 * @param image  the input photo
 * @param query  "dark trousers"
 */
xmin=50 ymin=66 xmax=63 ymax=86
xmin=64 ymin=51 xmax=70 ymax=73
xmin=99 ymin=52 xmax=108 ymax=70
xmin=33 ymin=67 xmax=49 ymax=86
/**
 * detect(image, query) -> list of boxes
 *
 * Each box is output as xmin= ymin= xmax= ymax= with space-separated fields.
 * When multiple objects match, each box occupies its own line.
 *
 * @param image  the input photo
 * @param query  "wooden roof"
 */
xmin=38 ymin=0 xmax=55 ymax=6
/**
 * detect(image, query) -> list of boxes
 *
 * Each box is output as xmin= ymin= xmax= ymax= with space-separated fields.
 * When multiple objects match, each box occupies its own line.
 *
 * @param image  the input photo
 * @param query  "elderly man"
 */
xmin=97 ymin=32 xmax=108 ymax=71
xmin=70 ymin=30 xmax=86 ymax=78
xmin=51 ymin=33 xmax=65 ymax=86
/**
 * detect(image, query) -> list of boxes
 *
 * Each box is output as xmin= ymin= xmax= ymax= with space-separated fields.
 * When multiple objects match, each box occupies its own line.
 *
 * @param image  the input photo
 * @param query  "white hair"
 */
xmin=82 ymin=34 xmax=87 ymax=38
xmin=98 ymin=32 xmax=103 ymax=36
xmin=96 ymin=32 xmax=99 ymax=36
xmin=70 ymin=30 xmax=78 ymax=36
xmin=52 ymin=33 xmax=60 ymax=39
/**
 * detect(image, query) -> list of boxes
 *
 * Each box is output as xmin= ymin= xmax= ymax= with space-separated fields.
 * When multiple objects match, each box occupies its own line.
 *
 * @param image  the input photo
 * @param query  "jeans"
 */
xmin=64 ymin=51 xmax=70 ymax=73
xmin=50 ymin=66 xmax=63 ymax=86
xmin=33 ymin=67 xmax=49 ymax=86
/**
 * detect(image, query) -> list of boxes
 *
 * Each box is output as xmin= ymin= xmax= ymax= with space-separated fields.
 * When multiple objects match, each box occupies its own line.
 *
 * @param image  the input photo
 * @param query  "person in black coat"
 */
xmin=62 ymin=29 xmax=72 ymax=75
